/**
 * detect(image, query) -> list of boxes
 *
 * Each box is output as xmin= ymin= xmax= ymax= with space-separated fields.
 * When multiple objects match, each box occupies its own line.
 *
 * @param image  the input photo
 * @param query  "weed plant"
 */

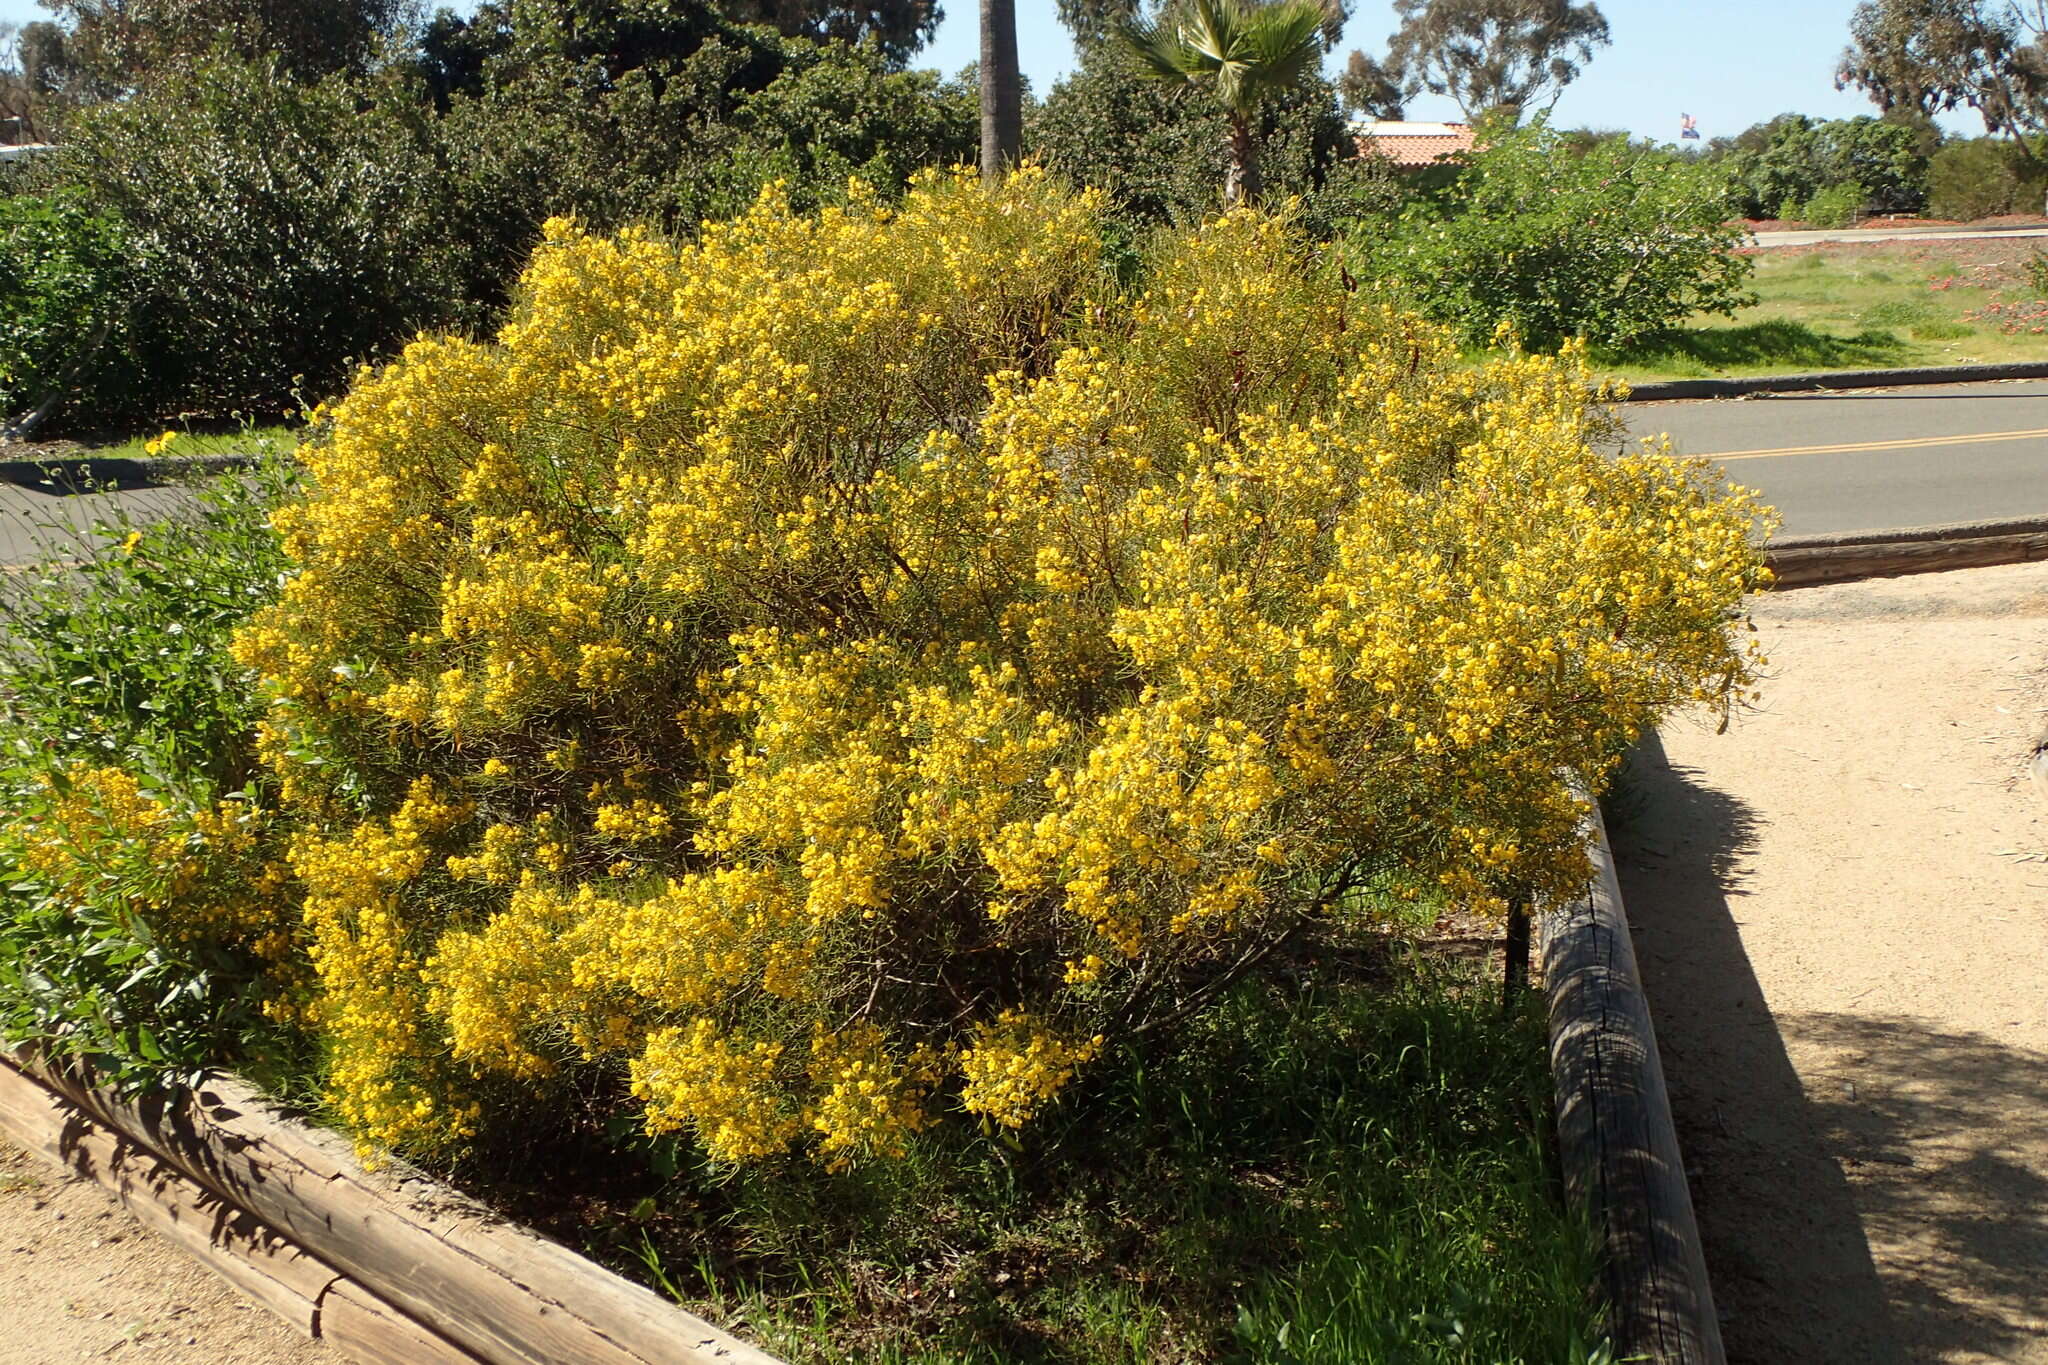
xmin=0 ymin=457 xmax=301 ymax=1090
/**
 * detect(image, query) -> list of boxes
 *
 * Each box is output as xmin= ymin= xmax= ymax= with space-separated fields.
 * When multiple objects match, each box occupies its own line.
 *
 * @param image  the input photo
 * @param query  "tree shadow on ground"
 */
xmin=1605 ymin=729 xmax=1902 ymax=1365
xmin=1780 ymin=1010 xmax=2048 ymax=1364
xmin=1600 ymin=319 xmax=1913 ymax=377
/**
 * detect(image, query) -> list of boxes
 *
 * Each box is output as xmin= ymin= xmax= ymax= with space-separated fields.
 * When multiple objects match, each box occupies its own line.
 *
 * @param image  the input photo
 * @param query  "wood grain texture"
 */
xmin=1541 ymin=801 xmax=1726 ymax=1365
xmin=1767 ymin=532 xmax=2048 ymax=588
xmin=10 ymin=1056 xmax=783 ymax=1365
xmin=320 ymin=1277 xmax=480 ymax=1365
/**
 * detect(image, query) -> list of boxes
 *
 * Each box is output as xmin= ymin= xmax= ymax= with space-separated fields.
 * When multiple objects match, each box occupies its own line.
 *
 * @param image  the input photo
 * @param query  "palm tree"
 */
xmin=1121 ymin=0 xmax=1330 ymax=206
xmin=980 ymin=0 xmax=1022 ymax=180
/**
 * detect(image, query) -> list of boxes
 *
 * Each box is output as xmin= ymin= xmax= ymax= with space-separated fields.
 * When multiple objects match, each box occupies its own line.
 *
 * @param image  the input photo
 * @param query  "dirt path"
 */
xmin=1612 ymin=559 xmax=2048 ymax=1365
xmin=0 ymin=1137 xmax=324 ymax=1364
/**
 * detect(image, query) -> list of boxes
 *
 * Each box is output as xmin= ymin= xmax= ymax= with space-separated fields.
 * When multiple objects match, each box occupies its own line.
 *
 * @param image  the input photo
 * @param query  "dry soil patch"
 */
xmin=1612 ymin=559 xmax=2048 ymax=1364
xmin=0 ymin=1135 xmax=323 ymax=1364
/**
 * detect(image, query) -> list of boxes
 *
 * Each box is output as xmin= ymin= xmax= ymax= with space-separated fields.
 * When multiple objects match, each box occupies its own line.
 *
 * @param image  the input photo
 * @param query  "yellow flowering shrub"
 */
xmin=228 ymin=168 xmax=1766 ymax=1164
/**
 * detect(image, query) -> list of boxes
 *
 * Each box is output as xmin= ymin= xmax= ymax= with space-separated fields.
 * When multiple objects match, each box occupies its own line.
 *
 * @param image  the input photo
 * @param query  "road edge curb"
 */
xmin=1542 ymin=793 xmax=1725 ymax=1365
xmin=0 ymin=452 xmax=258 ymax=488
xmin=1618 ymin=360 xmax=2048 ymax=403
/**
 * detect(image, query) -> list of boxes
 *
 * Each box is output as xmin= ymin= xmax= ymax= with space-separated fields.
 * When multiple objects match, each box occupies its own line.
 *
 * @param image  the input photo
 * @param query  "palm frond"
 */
xmin=1121 ymin=0 xmax=1327 ymax=116
xmin=1239 ymin=0 xmax=1328 ymax=94
xmin=1118 ymin=14 xmax=1205 ymax=82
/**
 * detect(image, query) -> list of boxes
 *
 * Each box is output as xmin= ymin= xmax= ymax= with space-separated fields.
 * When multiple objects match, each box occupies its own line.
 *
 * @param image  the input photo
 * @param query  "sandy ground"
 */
xmin=0 ymin=1137 xmax=324 ymax=1364
xmin=1612 ymin=558 xmax=2048 ymax=1365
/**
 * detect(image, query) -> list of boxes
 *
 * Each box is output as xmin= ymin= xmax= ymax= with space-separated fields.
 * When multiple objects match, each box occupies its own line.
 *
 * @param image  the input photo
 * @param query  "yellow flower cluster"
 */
xmin=18 ymin=765 xmax=295 ymax=965
xmin=958 ymin=1011 xmax=1105 ymax=1130
xmin=221 ymin=171 xmax=1767 ymax=1167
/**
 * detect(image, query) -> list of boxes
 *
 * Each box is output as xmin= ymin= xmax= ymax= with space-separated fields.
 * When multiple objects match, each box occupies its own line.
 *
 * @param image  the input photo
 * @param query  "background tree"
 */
xmin=1348 ymin=0 xmax=1609 ymax=122
xmin=34 ymin=0 xmax=423 ymax=89
xmin=1713 ymin=112 xmax=1931 ymax=217
xmin=1031 ymin=36 xmax=1345 ymax=223
xmin=1337 ymin=48 xmax=1403 ymax=116
xmin=1838 ymin=0 xmax=2048 ymax=148
xmin=1121 ymin=0 xmax=1330 ymax=204
xmin=415 ymin=3 xmax=514 ymax=109
xmin=717 ymin=0 xmax=941 ymax=67
xmin=981 ymin=0 xmax=1020 ymax=177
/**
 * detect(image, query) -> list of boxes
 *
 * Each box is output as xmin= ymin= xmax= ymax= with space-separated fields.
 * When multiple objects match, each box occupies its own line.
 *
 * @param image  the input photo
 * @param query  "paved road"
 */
xmin=0 ymin=480 xmax=196 ymax=569
xmin=1620 ymin=379 xmax=2048 ymax=537
xmin=1751 ymin=224 xmax=2048 ymax=249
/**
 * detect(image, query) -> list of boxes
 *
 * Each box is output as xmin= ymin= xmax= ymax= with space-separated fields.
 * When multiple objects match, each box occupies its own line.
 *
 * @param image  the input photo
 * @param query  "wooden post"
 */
xmin=1503 ymin=893 xmax=1532 ymax=1013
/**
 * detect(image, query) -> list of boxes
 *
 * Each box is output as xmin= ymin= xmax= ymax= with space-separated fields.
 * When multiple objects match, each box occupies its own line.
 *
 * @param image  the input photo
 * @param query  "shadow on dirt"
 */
xmin=1609 ymin=728 xmax=2048 ymax=1364
xmin=1607 ymin=729 xmax=1899 ymax=1365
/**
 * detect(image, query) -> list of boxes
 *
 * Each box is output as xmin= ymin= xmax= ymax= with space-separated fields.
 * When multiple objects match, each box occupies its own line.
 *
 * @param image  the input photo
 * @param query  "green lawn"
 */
xmin=1600 ymin=241 xmax=2048 ymax=382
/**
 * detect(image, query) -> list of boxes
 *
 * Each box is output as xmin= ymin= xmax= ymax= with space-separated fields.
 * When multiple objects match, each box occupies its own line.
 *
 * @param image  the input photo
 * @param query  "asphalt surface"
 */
xmin=0 ymin=480 xmax=196 ymax=569
xmin=1619 ymin=379 xmax=2048 ymax=537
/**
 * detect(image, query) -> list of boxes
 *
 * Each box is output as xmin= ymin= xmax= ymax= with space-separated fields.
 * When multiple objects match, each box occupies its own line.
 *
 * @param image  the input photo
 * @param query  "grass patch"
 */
xmin=510 ymin=948 xmax=1606 ymax=1365
xmin=72 ymin=422 xmax=299 ymax=462
xmin=1860 ymin=298 xmax=1940 ymax=328
xmin=1601 ymin=241 xmax=2048 ymax=381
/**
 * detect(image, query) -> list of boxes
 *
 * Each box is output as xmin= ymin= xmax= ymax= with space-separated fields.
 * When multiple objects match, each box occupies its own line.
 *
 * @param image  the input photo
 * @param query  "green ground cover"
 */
xmin=557 ymin=949 xmax=1611 ymax=1365
xmin=1600 ymin=241 xmax=2048 ymax=381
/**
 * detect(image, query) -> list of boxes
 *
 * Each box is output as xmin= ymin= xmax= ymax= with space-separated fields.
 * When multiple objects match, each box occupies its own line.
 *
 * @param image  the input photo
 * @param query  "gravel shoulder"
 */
xmin=1613 ymin=559 xmax=2048 ymax=1364
xmin=0 ymin=1136 xmax=324 ymax=1364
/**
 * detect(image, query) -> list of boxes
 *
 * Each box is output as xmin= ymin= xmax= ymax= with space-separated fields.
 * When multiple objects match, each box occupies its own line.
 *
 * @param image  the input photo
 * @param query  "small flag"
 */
xmin=1680 ymin=113 xmax=1700 ymax=140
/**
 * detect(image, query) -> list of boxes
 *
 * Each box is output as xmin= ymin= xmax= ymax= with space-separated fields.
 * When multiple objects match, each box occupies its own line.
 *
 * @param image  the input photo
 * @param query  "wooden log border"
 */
xmin=1542 ymin=799 xmax=1726 ymax=1365
xmin=0 ymin=1050 xmax=783 ymax=1365
xmin=1766 ymin=515 xmax=2048 ymax=589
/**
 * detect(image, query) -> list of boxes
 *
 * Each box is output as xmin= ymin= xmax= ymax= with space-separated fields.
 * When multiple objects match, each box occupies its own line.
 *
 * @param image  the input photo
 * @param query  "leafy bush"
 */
xmin=1028 ymin=41 xmax=1348 ymax=225
xmin=1354 ymin=120 xmax=1755 ymax=350
xmin=1720 ymin=114 xmax=1926 ymax=218
xmin=724 ymin=39 xmax=977 ymax=207
xmin=1928 ymin=136 xmax=2048 ymax=220
xmin=28 ymin=56 xmax=466 ymax=425
xmin=438 ymin=31 xmax=975 ymax=317
xmin=210 ymin=171 xmax=1766 ymax=1165
xmin=0 ymin=191 xmax=123 ymax=431
xmin=1786 ymin=181 xmax=1868 ymax=229
xmin=0 ymin=462 xmax=297 ymax=1090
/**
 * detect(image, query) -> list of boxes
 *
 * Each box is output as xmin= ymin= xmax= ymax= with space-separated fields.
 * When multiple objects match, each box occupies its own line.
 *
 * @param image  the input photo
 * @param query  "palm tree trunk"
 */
xmin=1225 ymin=110 xmax=1262 ymax=206
xmin=979 ymin=0 xmax=1021 ymax=181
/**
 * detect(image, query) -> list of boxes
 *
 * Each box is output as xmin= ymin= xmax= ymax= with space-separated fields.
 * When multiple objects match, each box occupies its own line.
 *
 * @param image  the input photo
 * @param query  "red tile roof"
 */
xmin=1354 ymin=123 xmax=1474 ymax=168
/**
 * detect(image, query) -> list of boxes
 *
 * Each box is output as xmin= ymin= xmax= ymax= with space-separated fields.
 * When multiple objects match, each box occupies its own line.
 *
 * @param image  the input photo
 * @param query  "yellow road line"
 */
xmin=1690 ymin=425 xmax=2048 ymax=462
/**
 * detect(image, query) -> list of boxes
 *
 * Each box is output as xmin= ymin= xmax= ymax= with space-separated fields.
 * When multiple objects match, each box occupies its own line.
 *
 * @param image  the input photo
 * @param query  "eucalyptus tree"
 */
xmin=1838 ymin=0 xmax=2048 ymax=147
xmin=1348 ymin=0 xmax=1609 ymax=122
xmin=1120 ymin=0 xmax=1330 ymax=204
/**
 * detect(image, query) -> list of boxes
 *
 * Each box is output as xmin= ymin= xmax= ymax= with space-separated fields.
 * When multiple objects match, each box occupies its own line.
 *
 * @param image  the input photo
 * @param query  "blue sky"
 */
xmin=0 ymin=0 xmax=1983 ymax=143
xmin=911 ymin=0 xmax=1977 ymax=143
